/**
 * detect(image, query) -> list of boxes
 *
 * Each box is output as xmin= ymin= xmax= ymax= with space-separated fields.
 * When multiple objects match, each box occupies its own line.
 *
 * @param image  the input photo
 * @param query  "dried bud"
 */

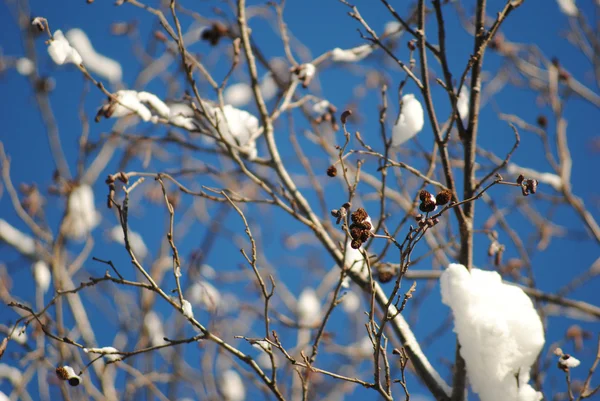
xmin=419 ymin=199 xmax=437 ymax=213
xmin=558 ymin=69 xmax=570 ymax=82
xmin=360 ymin=221 xmax=372 ymax=231
xmin=154 ymin=31 xmax=167 ymax=42
xmin=201 ymin=23 xmax=228 ymax=46
xmin=340 ymin=110 xmax=352 ymax=125
xmin=331 ymin=209 xmax=340 ymax=218
xmin=414 ymin=214 xmax=423 ymax=221
xmin=350 ymin=239 xmax=362 ymax=249
xmin=516 ymin=174 xmax=525 ymax=185
xmin=326 ymin=165 xmax=337 ymax=177
xmin=350 ymin=227 xmax=362 ymax=240
xmin=56 ymin=366 xmax=81 ymax=387
xmin=489 ymin=32 xmax=504 ymax=51
xmin=521 ymin=179 xmax=539 ymax=196
xmin=377 ymin=266 xmax=395 ymax=283
xmin=558 ymin=354 xmax=581 ymax=372
xmin=360 ymin=230 xmax=371 ymax=242
xmin=351 ymin=208 xmax=368 ymax=224
xmin=536 ymin=115 xmax=547 ymax=129
xmin=435 ymin=190 xmax=452 ymax=205
xmin=407 ymin=40 xmax=416 ymax=51
xmin=418 ymin=190 xmax=431 ymax=202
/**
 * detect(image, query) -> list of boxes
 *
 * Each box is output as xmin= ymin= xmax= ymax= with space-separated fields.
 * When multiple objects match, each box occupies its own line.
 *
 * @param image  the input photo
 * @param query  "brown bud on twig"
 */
xmin=536 ymin=115 xmax=547 ymax=129
xmin=154 ymin=31 xmax=167 ymax=42
xmin=201 ymin=23 xmax=229 ymax=46
xmin=351 ymin=208 xmax=368 ymax=224
xmin=435 ymin=190 xmax=452 ymax=205
xmin=326 ymin=165 xmax=337 ymax=177
xmin=340 ymin=110 xmax=352 ymax=125
xmin=377 ymin=266 xmax=395 ymax=283
xmin=516 ymin=174 xmax=525 ymax=185
xmin=419 ymin=199 xmax=436 ymax=213
xmin=418 ymin=189 xmax=431 ymax=202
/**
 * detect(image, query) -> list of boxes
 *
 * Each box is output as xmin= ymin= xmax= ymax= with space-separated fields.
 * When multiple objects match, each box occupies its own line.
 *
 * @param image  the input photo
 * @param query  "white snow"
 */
xmin=259 ymin=73 xmax=278 ymax=101
xmin=391 ymin=94 xmax=424 ymax=147
xmin=143 ymin=311 xmax=165 ymax=346
xmin=312 ymin=100 xmax=330 ymax=115
xmin=15 ymin=58 xmax=34 ymax=76
xmin=558 ymin=354 xmax=581 ymax=370
xmin=66 ymin=28 xmax=122 ymax=83
xmin=109 ymin=225 xmax=149 ymax=259
xmin=169 ymin=102 xmax=198 ymax=130
xmin=331 ymin=44 xmax=372 ymax=63
xmin=297 ymin=288 xmax=321 ymax=326
xmin=224 ymin=82 xmax=253 ymax=107
xmin=0 ymin=364 xmax=22 ymax=385
xmin=33 ymin=260 xmax=51 ymax=293
xmin=101 ymin=90 xmax=169 ymax=122
xmin=63 ymin=185 xmax=100 ymax=241
xmin=0 ymin=219 xmax=36 ymax=256
xmin=440 ymin=263 xmax=545 ymax=401
xmin=507 ymin=163 xmax=562 ymax=191
xmin=383 ymin=21 xmax=402 ymax=37
xmin=294 ymin=63 xmax=316 ymax=81
xmin=207 ymin=104 xmax=260 ymax=160
xmin=252 ymin=340 xmax=271 ymax=352
xmin=219 ymin=369 xmax=245 ymax=401
xmin=341 ymin=290 xmax=361 ymax=313
xmin=557 ymin=0 xmax=578 ymax=16
xmin=186 ymin=281 xmax=220 ymax=312
xmin=457 ymin=86 xmax=469 ymax=121
xmin=182 ymin=300 xmax=194 ymax=319
xmin=47 ymin=30 xmax=82 ymax=66
xmin=83 ymin=346 xmax=121 ymax=362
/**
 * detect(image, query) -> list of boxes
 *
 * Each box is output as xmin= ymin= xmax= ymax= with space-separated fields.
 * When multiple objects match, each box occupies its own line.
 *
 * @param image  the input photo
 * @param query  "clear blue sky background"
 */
xmin=0 ymin=0 xmax=599 ymax=400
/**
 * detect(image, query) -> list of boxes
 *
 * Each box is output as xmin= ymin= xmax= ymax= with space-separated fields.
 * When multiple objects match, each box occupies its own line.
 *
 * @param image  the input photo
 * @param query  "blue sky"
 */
xmin=1 ymin=0 xmax=599 ymax=400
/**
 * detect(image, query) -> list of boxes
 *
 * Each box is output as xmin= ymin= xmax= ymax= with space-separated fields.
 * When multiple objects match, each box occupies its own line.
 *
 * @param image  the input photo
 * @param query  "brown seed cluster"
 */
xmin=516 ymin=174 xmax=538 ymax=196
xmin=349 ymin=208 xmax=372 ymax=249
xmin=201 ymin=23 xmax=229 ymax=46
xmin=418 ymin=189 xmax=452 ymax=214
xmin=315 ymin=103 xmax=339 ymax=131
xmin=377 ymin=265 xmax=395 ymax=283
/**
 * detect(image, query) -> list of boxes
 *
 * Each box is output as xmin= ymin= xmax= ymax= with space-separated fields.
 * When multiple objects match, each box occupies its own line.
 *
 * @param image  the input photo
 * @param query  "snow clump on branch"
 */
xmin=96 ymin=90 xmax=170 ymax=123
xmin=66 ymin=29 xmax=122 ymax=84
xmin=219 ymin=369 xmax=246 ymax=401
xmin=440 ymin=263 xmax=545 ymax=401
xmin=391 ymin=94 xmax=424 ymax=147
xmin=63 ymin=184 xmax=100 ymax=241
xmin=204 ymin=104 xmax=260 ymax=160
xmin=47 ymin=30 xmax=82 ymax=66
xmin=331 ymin=44 xmax=373 ymax=62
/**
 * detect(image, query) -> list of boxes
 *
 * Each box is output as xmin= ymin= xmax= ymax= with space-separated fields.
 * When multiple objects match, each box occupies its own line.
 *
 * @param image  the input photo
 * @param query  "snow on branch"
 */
xmin=65 ymin=29 xmax=122 ymax=84
xmin=392 ymin=94 xmax=424 ymax=147
xmin=46 ymin=30 xmax=82 ymax=66
xmin=0 ymin=219 xmax=36 ymax=257
xmin=440 ymin=264 xmax=545 ymax=401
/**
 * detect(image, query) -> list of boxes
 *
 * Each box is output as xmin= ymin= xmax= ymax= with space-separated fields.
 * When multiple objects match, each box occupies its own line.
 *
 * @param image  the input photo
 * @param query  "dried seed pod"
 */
xmin=418 ymin=189 xmax=431 ymax=202
xmin=350 ymin=239 xmax=362 ymax=249
xmin=326 ymin=165 xmax=337 ymax=177
xmin=351 ymin=208 xmax=368 ymax=224
xmin=536 ymin=115 xmax=547 ymax=129
xmin=350 ymin=227 xmax=362 ymax=240
xmin=419 ymin=199 xmax=437 ymax=213
xmin=435 ymin=190 xmax=452 ymax=205
xmin=377 ymin=266 xmax=395 ymax=283
xmin=56 ymin=366 xmax=81 ymax=387
xmin=516 ymin=174 xmax=525 ymax=185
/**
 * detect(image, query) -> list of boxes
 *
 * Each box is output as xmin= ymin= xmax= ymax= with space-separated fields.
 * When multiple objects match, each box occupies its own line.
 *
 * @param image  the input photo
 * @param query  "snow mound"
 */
xmin=440 ymin=264 xmax=544 ymax=401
